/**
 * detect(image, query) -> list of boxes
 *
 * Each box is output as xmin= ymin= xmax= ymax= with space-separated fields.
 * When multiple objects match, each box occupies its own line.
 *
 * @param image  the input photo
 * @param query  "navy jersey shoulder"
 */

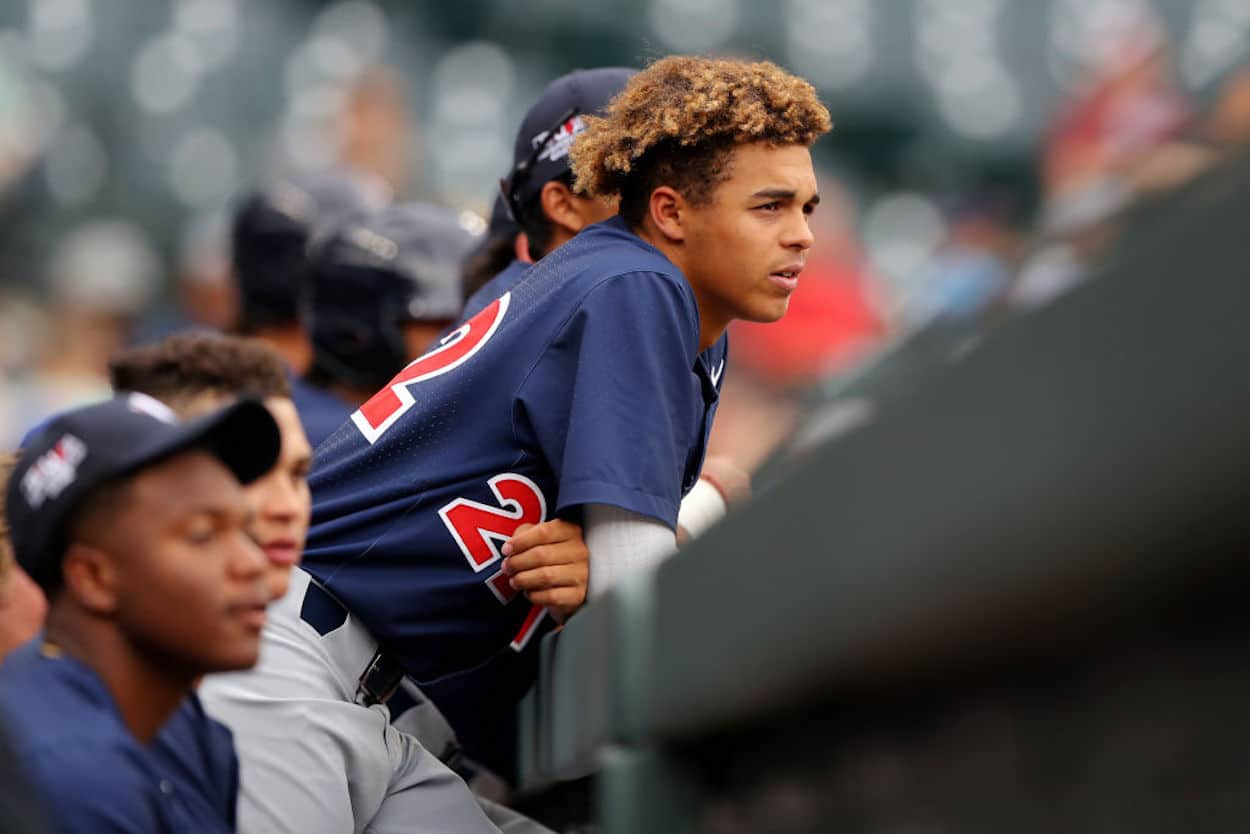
xmin=290 ymin=375 xmax=355 ymax=449
xmin=0 ymin=641 xmax=184 ymax=833
xmin=303 ymin=216 xmax=721 ymax=780
xmin=460 ymin=259 xmax=529 ymax=323
xmin=150 ymin=693 xmax=239 ymax=833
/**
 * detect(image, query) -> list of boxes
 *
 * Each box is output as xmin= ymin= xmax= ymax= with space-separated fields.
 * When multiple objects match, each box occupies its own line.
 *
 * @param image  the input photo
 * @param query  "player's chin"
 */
xmin=205 ymin=616 xmax=267 ymax=670
xmin=206 ymin=637 xmax=263 ymax=673
xmin=742 ymin=293 xmax=792 ymax=323
xmin=265 ymin=565 xmax=295 ymax=602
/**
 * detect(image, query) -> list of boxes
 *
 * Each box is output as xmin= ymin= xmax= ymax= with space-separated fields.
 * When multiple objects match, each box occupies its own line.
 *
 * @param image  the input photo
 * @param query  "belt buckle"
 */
xmin=356 ymin=649 xmax=404 ymax=707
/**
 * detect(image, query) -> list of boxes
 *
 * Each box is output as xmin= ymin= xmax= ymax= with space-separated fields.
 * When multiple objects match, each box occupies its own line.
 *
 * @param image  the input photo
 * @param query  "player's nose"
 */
xmin=260 ymin=476 xmax=302 ymax=522
xmin=228 ymin=529 xmax=269 ymax=579
xmin=782 ymin=210 xmax=814 ymax=252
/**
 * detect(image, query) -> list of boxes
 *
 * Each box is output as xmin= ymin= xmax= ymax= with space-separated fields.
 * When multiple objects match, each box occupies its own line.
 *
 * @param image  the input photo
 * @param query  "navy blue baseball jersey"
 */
xmin=458 ymin=262 xmax=725 ymax=383
xmin=150 ymin=694 xmax=240 ymax=833
xmin=0 ymin=641 xmax=236 ymax=833
xmin=459 ymin=258 xmax=528 ymax=323
xmin=303 ymin=216 xmax=726 ymax=778
xmin=290 ymin=375 xmax=355 ymax=448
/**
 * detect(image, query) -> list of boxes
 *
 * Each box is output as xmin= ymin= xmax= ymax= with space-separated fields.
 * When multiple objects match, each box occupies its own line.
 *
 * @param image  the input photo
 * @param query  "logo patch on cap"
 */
xmin=21 ymin=434 xmax=87 ymax=509
xmin=532 ymin=115 xmax=587 ymax=165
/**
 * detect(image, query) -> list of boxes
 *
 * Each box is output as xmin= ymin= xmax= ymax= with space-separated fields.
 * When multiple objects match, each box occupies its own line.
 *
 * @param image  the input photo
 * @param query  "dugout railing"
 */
xmin=515 ymin=149 xmax=1250 ymax=833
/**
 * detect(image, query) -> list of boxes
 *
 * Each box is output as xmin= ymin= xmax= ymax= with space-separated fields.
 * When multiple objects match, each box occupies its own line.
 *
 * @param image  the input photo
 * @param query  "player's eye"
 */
xmin=185 ymin=523 xmax=218 ymax=545
xmin=754 ymin=202 xmax=781 ymax=212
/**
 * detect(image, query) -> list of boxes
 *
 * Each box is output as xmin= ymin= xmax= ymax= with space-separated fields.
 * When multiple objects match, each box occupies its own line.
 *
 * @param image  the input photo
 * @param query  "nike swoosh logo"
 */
xmin=710 ymin=360 xmax=725 ymax=387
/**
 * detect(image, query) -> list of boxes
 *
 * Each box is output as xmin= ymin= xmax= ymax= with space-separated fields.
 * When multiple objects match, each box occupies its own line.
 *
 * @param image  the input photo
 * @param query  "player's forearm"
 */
xmin=584 ymin=504 xmax=677 ymax=599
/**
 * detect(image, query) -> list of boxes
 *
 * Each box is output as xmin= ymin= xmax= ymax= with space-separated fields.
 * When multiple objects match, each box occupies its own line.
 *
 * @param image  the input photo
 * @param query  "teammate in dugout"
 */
xmin=0 ymin=453 xmax=47 ymax=661
xmin=0 ymin=394 xmax=281 ymax=833
xmin=230 ymin=170 xmax=391 ymax=444
xmin=197 ymin=54 xmax=831 ymax=833
xmin=460 ymin=194 xmax=523 ymax=307
xmin=460 ymin=67 xmax=635 ymax=321
xmin=298 ymin=202 xmax=483 ymax=447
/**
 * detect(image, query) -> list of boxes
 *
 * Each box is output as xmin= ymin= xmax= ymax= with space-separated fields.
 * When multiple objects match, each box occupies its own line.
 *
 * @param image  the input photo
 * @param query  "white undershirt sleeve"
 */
xmin=676 ymin=478 xmax=728 ymax=541
xmin=584 ymin=503 xmax=678 ymax=600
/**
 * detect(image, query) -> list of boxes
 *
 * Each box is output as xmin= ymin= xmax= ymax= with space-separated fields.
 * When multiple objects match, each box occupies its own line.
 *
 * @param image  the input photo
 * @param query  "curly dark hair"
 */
xmin=109 ymin=332 xmax=291 ymax=414
xmin=570 ymin=56 xmax=832 ymax=228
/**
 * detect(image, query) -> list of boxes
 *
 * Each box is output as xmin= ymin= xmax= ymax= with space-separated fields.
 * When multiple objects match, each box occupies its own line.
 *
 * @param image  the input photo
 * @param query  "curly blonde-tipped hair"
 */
xmin=570 ymin=55 xmax=832 ymax=227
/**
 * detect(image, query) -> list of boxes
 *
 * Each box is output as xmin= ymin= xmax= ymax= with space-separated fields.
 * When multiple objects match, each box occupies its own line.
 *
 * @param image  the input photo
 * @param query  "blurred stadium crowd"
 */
xmin=3 ymin=0 xmax=1250 ymax=464
xmin=1 ymin=0 xmax=1250 ymax=830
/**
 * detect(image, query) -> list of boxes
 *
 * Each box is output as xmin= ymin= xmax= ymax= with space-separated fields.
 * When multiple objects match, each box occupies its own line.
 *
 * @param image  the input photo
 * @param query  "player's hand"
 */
xmin=501 ymin=519 xmax=589 ymax=623
xmin=699 ymin=456 xmax=751 ymax=505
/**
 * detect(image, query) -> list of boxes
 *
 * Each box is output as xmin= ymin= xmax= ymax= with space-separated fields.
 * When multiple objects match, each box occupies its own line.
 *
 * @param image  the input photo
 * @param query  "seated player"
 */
xmin=106 ymin=333 xmax=314 ymax=832
xmin=0 ymin=394 xmax=280 ymax=832
xmin=298 ymin=203 xmax=482 ymax=446
xmin=198 ymin=55 xmax=830 ymax=833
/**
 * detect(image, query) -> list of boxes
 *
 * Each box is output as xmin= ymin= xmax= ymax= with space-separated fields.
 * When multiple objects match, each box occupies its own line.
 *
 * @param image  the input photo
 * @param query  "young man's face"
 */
xmin=180 ymin=394 xmax=312 ymax=602
xmin=243 ymin=398 xmax=312 ymax=601
xmin=107 ymin=451 xmax=269 ymax=675
xmin=680 ymin=143 xmax=819 ymax=334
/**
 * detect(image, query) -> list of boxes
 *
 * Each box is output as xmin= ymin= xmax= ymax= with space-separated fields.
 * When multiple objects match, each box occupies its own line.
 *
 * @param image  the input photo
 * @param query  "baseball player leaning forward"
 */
xmin=199 ymin=55 xmax=832 ymax=834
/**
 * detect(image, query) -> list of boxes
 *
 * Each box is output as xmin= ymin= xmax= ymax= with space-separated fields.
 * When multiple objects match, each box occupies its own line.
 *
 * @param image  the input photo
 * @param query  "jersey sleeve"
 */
xmin=516 ymin=271 xmax=701 ymax=528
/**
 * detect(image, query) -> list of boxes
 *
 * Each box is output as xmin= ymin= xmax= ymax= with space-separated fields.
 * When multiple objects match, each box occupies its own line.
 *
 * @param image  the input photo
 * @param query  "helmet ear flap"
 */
xmin=307 ymin=279 xmax=409 ymax=392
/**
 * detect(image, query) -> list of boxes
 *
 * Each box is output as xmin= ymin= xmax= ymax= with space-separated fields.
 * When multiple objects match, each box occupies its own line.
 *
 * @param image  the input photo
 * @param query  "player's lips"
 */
xmin=228 ymin=598 xmax=269 ymax=631
xmin=261 ymin=539 xmax=300 ymax=566
xmin=768 ymin=262 xmax=804 ymax=292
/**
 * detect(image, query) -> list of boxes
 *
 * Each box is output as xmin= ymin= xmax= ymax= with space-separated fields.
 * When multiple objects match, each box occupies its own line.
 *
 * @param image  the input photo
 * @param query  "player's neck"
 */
xmin=44 ymin=610 xmax=195 ymax=743
xmin=691 ymin=291 xmax=730 ymax=353
xmin=635 ymin=224 xmax=729 ymax=352
xmin=329 ymin=382 xmax=377 ymax=408
xmin=250 ymin=325 xmax=312 ymax=376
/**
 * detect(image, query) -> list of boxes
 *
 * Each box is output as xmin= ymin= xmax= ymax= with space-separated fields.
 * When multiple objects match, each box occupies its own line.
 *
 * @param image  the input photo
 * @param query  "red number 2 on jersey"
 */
xmin=351 ymin=293 xmax=510 ymax=444
xmin=438 ymin=473 xmax=550 ymax=652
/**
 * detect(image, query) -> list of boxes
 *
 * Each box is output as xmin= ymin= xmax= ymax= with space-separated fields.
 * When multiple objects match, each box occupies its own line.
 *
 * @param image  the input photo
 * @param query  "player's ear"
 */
xmin=647 ymin=186 xmax=686 ymax=243
xmin=539 ymin=180 xmax=585 ymax=236
xmin=61 ymin=543 xmax=121 ymax=616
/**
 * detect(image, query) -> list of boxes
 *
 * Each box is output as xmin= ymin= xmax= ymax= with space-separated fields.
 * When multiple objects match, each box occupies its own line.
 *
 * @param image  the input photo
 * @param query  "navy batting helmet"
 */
xmin=304 ymin=202 xmax=483 ymax=390
xmin=231 ymin=170 xmax=390 ymax=331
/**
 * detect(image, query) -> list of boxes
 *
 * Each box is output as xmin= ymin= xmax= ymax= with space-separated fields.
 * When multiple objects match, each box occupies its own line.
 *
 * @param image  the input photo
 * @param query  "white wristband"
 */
xmin=677 ymin=478 xmax=728 ymax=541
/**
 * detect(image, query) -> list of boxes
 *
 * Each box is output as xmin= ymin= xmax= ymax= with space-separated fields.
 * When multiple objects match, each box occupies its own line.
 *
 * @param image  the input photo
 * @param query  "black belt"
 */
xmin=299 ymin=579 xmax=406 ymax=708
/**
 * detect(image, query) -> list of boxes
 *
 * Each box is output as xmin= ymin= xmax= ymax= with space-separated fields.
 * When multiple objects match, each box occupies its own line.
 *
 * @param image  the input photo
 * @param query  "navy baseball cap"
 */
xmin=6 ymin=393 xmax=281 ymax=592
xmin=500 ymin=67 xmax=635 ymax=223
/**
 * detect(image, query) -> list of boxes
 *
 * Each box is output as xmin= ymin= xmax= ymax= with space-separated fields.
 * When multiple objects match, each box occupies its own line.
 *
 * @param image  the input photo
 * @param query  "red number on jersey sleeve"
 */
xmin=352 ymin=293 xmax=511 ymax=444
xmin=438 ymin=472 xmax=549 ymax=652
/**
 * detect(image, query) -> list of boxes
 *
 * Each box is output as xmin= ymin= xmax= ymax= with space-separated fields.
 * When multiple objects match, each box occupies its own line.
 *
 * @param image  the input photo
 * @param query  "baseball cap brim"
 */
xmin=141 ymin=398 xmax=281 ymax=487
